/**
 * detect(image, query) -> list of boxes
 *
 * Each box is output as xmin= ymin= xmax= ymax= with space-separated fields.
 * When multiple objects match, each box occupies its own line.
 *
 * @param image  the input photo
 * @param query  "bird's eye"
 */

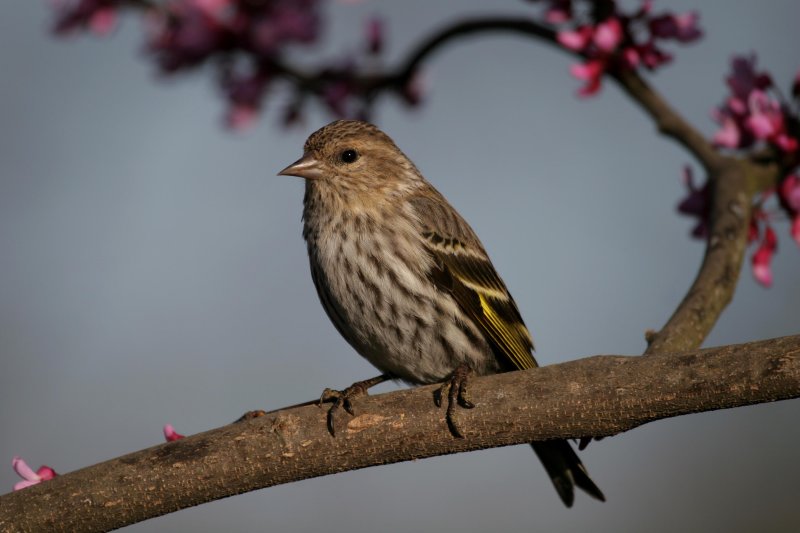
xmin=340 ymin=149 xmax=359 ymax=164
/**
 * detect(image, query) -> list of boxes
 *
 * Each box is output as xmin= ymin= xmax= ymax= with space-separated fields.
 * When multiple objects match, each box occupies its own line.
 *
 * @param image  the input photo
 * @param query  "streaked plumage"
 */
xmin=279 ymin=120 xmax=604 ymax=507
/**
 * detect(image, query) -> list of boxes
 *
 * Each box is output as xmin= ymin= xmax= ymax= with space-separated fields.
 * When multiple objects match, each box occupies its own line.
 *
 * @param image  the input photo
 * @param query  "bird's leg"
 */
xmin=434 ymin=363 xmax=475 ymax=438
xmin=319 ymin=374 xmax=391 ymax=436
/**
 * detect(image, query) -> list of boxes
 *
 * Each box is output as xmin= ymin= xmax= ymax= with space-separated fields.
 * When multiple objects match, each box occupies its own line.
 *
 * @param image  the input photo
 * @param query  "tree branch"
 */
xmin=2 ymin=335 xmax=799 ymax=532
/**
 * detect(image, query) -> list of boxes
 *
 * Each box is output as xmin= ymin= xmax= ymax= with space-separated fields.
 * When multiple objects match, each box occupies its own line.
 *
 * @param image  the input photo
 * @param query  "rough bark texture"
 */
xmin=2 ymin=335 xmax=799 ymax=533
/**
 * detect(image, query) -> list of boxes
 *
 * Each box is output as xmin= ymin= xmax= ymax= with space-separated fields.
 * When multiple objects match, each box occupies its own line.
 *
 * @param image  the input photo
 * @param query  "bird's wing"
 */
xmin=409 ymin=191 xmax=537 ymax=371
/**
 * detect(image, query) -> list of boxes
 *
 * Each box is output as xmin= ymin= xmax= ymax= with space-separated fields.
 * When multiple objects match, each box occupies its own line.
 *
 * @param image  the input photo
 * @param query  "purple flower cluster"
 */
xmin=50 ymin=0 xmax=409 ymax=129
xmin=680 ymin=55 xmax=800 ymax=287
xmin=533 ymin=0 xmax=702 ymax=96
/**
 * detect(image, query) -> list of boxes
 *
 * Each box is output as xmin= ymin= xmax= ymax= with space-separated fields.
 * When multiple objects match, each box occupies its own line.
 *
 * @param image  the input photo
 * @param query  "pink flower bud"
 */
xmin=163 ymin=424 xmax=186 ymax=442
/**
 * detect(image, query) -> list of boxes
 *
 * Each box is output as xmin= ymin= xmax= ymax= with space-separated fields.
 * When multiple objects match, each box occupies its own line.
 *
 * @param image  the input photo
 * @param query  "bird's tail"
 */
xmin=530 ymin=440 xmax=605 ymax=507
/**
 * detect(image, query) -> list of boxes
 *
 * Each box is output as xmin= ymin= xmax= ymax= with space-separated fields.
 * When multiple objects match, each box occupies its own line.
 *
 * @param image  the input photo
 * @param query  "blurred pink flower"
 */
xmin=677 ymin=166 xmax=710 ymax=238
xmin=323 ymin=79 xmax=355 ymax=117
xmin=710 ymin=55 xmax=799 ymax=153
xmin=542 ymin=0 xmax=573 ymax=24
xmin=593 ymin=18 xmax=623 ymax=53
xmin=554 ymin=1 xmax=703 ymax=97
xmin=249 ymin=2 xmax=320 ymax=55
xmin=146 ymin=1 xmax=227 ymax=72
xmin=366 ymin=16 xmax=384 ymax=55
xmin=52 ymin=0 xmax=120 ymax=36
xmin=791 ymin=216 xmax=800 ymax=248
xmin=635 ymin=41 xmax=672 ymax=69
xmin=649 ymin=11 xmax=702 ymax=43
xmin=726 ymin=54 xmax=773 ymax=111
xmin=780 ymin=174 xmax=800 ymax=247
xmin=711 ymin=109 xmax=742 ymax=149
xmin=557 ymin=25 xmax=593 ymax=51
xmin=163 ymin=424 xmax=185 ymax=442
xmin=751 ymin=225 xmax=777 ymax=287
xmin=221 ymin=69 xmax=270 ymax=130
xmin=570 ymin=59 xmax=605 ymax=97
xmin=12 ymin=456 xmax=57 ymax=491
xmin=780 ymin=174 xmax=800 ymax=212
xmin=746 ymin=90 xmax=798 ymax=152
xmin=401 ymin=69 xmax=426 ymax=107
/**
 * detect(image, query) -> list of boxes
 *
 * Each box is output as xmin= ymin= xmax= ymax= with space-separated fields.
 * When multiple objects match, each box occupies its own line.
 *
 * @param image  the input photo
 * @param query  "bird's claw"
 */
xmin=434 ymin=364 xmax=474 ymax=438
xmin=319 ymin=375 xmax=389 ymax=437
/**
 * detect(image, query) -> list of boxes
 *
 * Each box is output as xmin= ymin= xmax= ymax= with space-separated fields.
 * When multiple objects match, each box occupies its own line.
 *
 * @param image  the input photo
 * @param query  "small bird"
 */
xmin=279 ymin=120 xmax=604 ymax=507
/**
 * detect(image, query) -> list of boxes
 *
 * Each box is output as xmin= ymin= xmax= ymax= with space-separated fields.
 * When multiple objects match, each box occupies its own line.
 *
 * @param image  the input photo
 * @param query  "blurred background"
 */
xmin=1 ymin=1 xmax=799 ymax=531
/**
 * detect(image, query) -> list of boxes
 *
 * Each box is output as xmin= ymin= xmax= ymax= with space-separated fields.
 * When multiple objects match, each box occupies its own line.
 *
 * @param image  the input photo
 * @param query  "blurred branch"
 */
xmin=2 ymin=335 xmax=799 ymax=532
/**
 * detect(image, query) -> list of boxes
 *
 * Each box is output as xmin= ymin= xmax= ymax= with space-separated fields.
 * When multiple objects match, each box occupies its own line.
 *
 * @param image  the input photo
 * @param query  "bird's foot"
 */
xmin=319 ymin=374 xmax=390 ymax=436
xmin=434 ymin=363 xmax=475 ymax=438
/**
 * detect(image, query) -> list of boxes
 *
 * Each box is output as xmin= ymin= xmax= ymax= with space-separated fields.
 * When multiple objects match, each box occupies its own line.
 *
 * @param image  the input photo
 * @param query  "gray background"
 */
xmin=1 ymin=1 xmax=799 ymax=531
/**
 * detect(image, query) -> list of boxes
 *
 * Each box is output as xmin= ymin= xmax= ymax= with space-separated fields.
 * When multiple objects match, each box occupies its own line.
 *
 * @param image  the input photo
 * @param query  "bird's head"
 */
xmin=278 ymin=120 xmax=423 ymax=193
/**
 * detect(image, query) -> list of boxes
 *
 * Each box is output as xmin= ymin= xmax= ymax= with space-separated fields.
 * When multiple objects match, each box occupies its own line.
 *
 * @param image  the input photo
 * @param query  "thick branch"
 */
xmin=645 ymin=160 xmax=752 ymax=353
xmin=2 ymin=335 xmax=799 ymax=532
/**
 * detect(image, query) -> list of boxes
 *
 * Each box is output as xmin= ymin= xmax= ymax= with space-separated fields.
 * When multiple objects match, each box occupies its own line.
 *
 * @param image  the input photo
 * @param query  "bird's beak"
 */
xmin=278 ymin=153 xmax=324 ymax=180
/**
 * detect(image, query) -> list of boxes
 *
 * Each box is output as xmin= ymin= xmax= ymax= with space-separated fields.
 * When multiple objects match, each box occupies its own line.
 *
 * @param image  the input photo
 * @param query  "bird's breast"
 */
xmin=302 ymin=197 xmax=497 ymax=383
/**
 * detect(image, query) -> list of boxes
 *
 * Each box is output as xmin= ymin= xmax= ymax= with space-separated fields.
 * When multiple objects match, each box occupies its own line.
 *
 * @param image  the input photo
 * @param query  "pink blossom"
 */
xmin=163 ymin=424 xmax=185 ymax=442
xmin=636 ymin=41 xmax=672 ymax=69
xmin=323 ymin=80 xmax=355 ymax=117
xmin=87 ymin=7 xmax=117 ymax=35
xmin=249 ymin=3 xmax=320 ymax=55
xmin=226 ymin=105 xmax=259 ymax=130
xmin=401 ymin=69 xmax=426 ymax=107
xmin=557 ymin=19 xmax=622 ymax=54
xmin=745 ymin=90 xmax=798 ymax=152
xmin=677 ymin=165 xmax=710 ymax=238
xmin=192 ymin=0 xmax=234 ymax=18
xmin=365 ymin=16 xmax=384 ymax=55
xmin=649 ymin=11 xmax=702 ymax=43
xmin=791 ymin=216 xmax=800 ymax=248
xmin=726 ymin=55 xmax=773 ymax=111
xmin=12 ymin=456 xmax=57 ymax=491
xmin=780 ymin=175 xmax=800 ymax=247
xmin=557 ymin=25 xmax=593 ymax=51
xmin=779 ymin=174 xmax=800 ymax=212
xmin=52 ymin=0 xmax=120 ymax=36
xmin=711 ymin=109 xmax=742 ymax=149
xmin=622 ymin=47 xmax=641 ymax=68
xmin=146 ymin=2 xmax=226 ymax=73
xmin=570 ymin=59 xmax=605 ymax=97
xmin=709 ymin=55 xmax=796 ymax=152
xmin=593 ymin=18 xmax=623 ymax=53
xmin=542 ymin=0 xmax=573 ymax=24
xmin=220 ymin=69 xmax=269 ymax=130
xmin=751 ymin=226 xmax=777 ymax=287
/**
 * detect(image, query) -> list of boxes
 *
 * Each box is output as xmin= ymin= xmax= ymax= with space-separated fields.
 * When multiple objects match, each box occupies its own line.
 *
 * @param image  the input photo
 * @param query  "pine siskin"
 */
xmin=279 ymin=120 xmax=604 ymax=507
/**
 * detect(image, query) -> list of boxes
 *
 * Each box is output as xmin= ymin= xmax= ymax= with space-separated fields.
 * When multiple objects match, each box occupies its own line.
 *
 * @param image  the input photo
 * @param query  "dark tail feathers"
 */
xmin=531 ymin=440 xmax=605 ymax=507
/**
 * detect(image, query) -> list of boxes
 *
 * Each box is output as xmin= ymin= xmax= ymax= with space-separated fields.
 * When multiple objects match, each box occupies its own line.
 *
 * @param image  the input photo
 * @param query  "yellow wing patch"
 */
xmin=477 ymin=293 xmax=537 ymax=370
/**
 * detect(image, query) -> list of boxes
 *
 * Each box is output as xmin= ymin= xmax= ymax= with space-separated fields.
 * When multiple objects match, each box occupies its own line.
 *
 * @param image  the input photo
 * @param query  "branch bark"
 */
xmin=2 ymin=335 xmax=799 ymax=532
